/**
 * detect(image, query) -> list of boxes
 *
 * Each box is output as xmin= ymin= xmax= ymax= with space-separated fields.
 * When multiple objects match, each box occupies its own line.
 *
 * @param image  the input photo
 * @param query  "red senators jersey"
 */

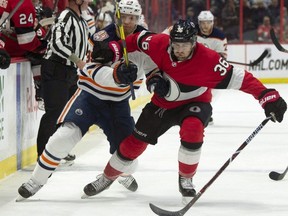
xmin=125 ymin=31 xmax=267 ymax=109
xmin=0 ymin=0 xmax=42 ymax=57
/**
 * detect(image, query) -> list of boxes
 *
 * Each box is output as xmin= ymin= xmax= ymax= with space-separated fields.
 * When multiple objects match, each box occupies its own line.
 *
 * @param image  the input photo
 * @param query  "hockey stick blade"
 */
xmin=150 ymin=203 xmax=182 ymax=216
xmin=228 ymin=49 xmax=269 ymax=66
xmin=149 ymin=116 xmax=272 ymax=216
xmin=269 ymin=166 xmax=288 ymax=181
xmin=270 ymin=28 xmax=288 ymax=53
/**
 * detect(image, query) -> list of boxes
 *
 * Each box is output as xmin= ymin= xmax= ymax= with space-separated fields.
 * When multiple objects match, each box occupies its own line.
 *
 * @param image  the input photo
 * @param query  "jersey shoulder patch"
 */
xmin=210 ymin=28 xmax=226 ymax=40
xmin=93 ymin=30 xmax=109 ymax=41
xmin=93 ymin=24 xmax=119 ymax=42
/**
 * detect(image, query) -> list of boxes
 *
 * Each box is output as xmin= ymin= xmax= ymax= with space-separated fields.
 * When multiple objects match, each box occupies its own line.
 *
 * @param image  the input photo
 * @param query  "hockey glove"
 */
xmin=113 ymin=62 xmax=138 ymax=85
xmin=25 ymin=51 xmax=45 ymax=65
xmin=0 ymin=37 xmax=11 ymax=69
xmin=146 ymin=72 xmax=170 ymax=98
xmin=91 ymin=41 xmax=122 ymax=64
xmin=33 ymin=39 xmax=48 ymax=54
xmin=259 ymin=89 xmax=287 ymax=122
xmin=0 ymin=49 xmax=11 ymax=69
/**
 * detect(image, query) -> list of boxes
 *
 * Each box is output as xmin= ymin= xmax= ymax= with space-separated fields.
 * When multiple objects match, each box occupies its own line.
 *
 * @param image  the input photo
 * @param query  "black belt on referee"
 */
xmin=49 ymin=54 xmax=68 ymax=65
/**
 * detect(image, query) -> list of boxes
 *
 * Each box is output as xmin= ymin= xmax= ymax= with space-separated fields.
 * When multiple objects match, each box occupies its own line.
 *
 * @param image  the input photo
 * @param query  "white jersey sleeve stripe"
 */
xmin=226 ymin=67 xmax=245 ymax=90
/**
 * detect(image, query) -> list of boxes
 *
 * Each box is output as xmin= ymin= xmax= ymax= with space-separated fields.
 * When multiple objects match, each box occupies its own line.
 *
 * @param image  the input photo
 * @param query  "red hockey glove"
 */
xmin=113 ymin=62 xmax=138 ymax=85
xmin=91 ymin=41 xmax=122 ymax=64
xmin=258 ymin=89 xmax=287 ymax=122
xmin=0 ymin=37 xmax=11 ymax=69
xmin=108 ymin=41 xmax=122 ymax=62
xmin=146 ymin=72 xmax=170 ymax=98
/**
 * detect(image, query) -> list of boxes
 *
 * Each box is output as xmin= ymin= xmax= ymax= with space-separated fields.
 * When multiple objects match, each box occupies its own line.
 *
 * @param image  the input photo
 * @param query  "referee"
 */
xmin=37 ymin=0 xmax=91 ymax=160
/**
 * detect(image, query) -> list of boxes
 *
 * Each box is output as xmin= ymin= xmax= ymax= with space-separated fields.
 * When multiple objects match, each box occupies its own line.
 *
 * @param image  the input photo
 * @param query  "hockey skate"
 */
xmin=118 ymin=175 xmax=138 ymax=192
xmin=82 ymin=174 xmax=114 ymax=199
xmin=60 ymin=153 xmax=76 ymax=166
xmin=178 ymin=175 xmax=196 ymax=205
xmin=16 ymin=179 xmax=43 ymax=202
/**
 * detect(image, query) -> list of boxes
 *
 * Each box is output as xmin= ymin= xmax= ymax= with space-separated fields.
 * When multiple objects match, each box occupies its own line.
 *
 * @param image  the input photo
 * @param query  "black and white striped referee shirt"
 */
xmin=44 ymin=8 xmax=89 ymax=68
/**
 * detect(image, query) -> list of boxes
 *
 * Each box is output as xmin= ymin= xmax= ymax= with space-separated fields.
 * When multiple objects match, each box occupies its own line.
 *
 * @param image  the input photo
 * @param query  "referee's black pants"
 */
xmin=37 ymin=59 xmax=78 ymax=157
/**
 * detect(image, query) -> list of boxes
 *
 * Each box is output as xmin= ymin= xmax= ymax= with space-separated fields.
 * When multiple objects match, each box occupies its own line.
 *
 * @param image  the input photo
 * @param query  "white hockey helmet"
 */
xmin=118 ymin=0 xmax=142 ymax=16
xmin=198 ymin=10 xmax=214 ymax=22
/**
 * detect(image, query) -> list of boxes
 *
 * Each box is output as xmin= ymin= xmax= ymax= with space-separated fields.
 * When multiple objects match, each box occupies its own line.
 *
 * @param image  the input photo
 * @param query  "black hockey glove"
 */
xmin=0 ymin=37 xmax=11 ymax=69
xmin=34 ymin=39 xmax=48 ymax=54
xmin=91 ymin=41 xmax=122 ymax=64
xmin=113 ymin=62 xmax=138 ymax=85
xmin=25 ymin=51 xmax=45 ymax=65
xmin=259 ymin=89 xmax=287 ymax=122
xmin=146 ymin=72 xmax=169 ymax=98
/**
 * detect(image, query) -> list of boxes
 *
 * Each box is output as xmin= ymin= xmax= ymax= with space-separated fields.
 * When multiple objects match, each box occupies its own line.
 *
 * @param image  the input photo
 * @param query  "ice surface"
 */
xmin=0 ymin=84 xmax=287 ymax=216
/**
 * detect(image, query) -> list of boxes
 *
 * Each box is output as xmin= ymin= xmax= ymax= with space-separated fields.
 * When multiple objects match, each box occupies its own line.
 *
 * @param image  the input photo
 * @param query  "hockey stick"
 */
xmin=39 ymin=17 xmax=55 ymax=28
xmin=114 ymin=0 xmax=136 ymax=100
xmin=34 ymin=17 xmax=56 ymax=33
xmin=269 ymin=166 xmax=288 ymax=181
xmin=0 ymin=0 xmax=25 ymax=28
xmin=270 ymin=28 xmax=288 ymax=53
xmin=228 ymin=49 xmax=269 ymax=66
xmin=150 ymin=115 xmax=273 ymax=216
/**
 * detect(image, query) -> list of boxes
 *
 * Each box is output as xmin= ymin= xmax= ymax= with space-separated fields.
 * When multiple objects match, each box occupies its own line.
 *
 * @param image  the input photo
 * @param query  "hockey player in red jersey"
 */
xmin=1 ymin=0 xmax=49 ymax=108
xmin=81 ymin=19 xmax=287 ymax=202
xmin=0 ymin=0 xmax=46 ymax=62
